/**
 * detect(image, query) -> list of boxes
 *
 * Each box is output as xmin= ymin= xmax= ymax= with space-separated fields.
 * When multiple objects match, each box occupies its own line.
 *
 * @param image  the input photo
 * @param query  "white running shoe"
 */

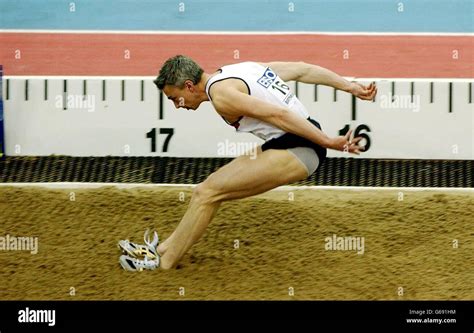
xmin=119 ymin=255 xmax=160 ymax=272
xmin=118 ymin=230 xmax=159 ymax=260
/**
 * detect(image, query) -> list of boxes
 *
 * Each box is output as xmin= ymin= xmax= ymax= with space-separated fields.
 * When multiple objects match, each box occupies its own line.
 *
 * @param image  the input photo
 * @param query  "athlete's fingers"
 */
xmin=361 ymin=83 xmax=377 ymax=101
xmin=368 ymin=88 xmax=377 ymax=101
xmin=348 ymin=139 xmax=366 ymax=154
xmin=367 ymin=83 xmax=376 ymax=93
xmin=345 ymin=129 xmax=353 ymax=141
xmin=360 ymin=87 xmax=374 ymax=99
xmin=351 ymin=136 xmax=363 ymax=145
xmin=350 ymin=148 xmax=360 ymax=155
xmin=360 ymin=85 xmax=370 ymax=95
xmin=353 ymin=144 xmax=364 ymax=154
xmin=362 ymin=86 xmax=377 ymax=100
xmin=360 ymin=94 xmax=372 ymax=100
xmin=349 ymin=144 xmax=361 ymax=153
xmin=353 ymin=83 xmax=375 ymax=100
xmin=360 ymin=82 xmax=376 ymax=93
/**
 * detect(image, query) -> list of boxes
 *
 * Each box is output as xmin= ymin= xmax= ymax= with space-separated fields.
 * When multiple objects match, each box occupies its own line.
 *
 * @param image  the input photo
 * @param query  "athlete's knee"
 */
xmin=192 ymin=180 xmax=221 ymax=205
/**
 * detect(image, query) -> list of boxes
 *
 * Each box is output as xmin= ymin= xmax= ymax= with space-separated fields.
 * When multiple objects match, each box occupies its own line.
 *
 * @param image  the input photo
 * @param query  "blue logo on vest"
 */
xmin=257 ymin=68 xmax=277 ymax=88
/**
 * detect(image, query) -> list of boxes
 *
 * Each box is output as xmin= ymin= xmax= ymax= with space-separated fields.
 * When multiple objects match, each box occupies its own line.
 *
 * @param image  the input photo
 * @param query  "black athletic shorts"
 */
xmin=261 ymin=117 xmax=327 ymax=165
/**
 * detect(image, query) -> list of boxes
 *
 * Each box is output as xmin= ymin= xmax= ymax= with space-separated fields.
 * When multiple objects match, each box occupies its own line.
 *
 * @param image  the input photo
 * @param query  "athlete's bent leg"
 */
xmin=158 ymin=148 xmax=309 ymax=269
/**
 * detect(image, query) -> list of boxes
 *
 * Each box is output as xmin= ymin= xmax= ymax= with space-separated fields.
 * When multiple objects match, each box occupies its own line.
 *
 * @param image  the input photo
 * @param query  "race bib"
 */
xmin=257 ymin=67 xmax=294 ymax=105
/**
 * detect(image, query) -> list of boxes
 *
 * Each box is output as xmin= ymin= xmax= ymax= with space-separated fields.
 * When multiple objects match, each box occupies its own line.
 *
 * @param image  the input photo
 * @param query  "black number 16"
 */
xmin=271 ymin=80 xmax=290 ymax=95
xmin=338 ymin=124 xmax=371 ymax=151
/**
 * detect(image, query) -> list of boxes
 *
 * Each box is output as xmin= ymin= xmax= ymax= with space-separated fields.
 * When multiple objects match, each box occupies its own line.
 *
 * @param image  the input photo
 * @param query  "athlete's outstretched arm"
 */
xmin=211 ymin=84 xmax=364 ymax=154
xmin=260 ymin=61 xmax=377 ymax=101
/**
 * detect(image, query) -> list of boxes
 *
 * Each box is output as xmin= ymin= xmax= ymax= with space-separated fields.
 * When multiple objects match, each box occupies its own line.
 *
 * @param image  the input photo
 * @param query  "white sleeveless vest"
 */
xmin=205 ymin=61 xmax=310 ymax=141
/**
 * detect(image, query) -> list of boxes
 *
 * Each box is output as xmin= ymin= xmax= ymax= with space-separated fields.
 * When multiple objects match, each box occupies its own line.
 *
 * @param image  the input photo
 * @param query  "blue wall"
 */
xmin=0 ymin=0 xmax=472 ymax=32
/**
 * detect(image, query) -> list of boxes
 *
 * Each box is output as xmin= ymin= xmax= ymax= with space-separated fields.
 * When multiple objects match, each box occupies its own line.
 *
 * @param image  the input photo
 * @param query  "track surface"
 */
xmin=0 ymin=33 xmax=472 ymax=77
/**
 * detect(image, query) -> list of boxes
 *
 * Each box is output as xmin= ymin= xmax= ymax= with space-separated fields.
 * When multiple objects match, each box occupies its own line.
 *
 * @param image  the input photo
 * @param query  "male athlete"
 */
xmin=119 ymin=55 xmax=377 ymax=271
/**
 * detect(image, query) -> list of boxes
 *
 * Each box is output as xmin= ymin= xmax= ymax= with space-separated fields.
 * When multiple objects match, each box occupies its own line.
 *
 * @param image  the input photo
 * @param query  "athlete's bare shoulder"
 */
xmin=208 ymin=78 xmax=249 ymax=101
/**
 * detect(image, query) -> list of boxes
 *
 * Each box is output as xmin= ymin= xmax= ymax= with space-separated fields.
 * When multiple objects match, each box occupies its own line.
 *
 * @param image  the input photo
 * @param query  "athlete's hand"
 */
xmin=350 ymin=82 xmax=377 ymax=101
xmin=328 ymin=129 xmax=365 ymax=155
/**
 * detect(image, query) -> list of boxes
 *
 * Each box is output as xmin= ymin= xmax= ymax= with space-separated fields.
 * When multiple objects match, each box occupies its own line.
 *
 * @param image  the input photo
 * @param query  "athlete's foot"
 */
xmin=159 ymin=256 xmax=174 ymax=270
xmin=118 ymin=230 xmax=160 ymax=260
xmin=157 ymin=243 xmax=168 ymax=256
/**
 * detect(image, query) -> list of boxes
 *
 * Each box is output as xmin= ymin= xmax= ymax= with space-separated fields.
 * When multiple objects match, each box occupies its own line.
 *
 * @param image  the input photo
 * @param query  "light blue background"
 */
xmin=0 ymin=0 xmax=472 ymax=32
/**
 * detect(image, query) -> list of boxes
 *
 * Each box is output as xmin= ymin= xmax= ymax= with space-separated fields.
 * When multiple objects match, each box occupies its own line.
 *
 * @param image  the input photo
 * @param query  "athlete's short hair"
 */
xmin=154 ymin=55 xmax=204 ymax=90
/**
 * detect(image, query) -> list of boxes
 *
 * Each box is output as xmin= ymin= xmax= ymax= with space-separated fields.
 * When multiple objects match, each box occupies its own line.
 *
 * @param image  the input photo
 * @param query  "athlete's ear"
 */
xmin=184 ymin=80 xmax=194 ymax=92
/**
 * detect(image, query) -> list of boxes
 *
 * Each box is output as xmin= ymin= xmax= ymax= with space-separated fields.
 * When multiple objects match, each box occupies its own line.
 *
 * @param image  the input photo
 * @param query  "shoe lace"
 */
xmin=144 ymin=229 xmax=159 ymax=249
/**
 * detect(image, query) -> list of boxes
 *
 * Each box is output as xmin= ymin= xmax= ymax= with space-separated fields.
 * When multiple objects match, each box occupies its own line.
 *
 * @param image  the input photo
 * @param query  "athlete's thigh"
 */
xmin=205 ymin=148 xmax=308 ymax=201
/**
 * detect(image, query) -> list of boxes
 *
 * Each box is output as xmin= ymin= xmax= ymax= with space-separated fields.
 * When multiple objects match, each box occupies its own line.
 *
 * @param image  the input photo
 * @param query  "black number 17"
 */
xmin=146 ymin=128 xmax=174 ymax=152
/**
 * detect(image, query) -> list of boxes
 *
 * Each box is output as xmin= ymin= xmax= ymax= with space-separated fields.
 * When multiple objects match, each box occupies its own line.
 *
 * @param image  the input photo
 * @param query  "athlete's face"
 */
xmin=163 ymin=81 xmax=202 ymax=111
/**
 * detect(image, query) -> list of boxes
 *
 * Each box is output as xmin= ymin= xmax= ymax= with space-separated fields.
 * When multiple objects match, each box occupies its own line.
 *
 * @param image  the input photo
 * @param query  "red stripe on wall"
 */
xmin=0 ymin=33 xmax=472 ymax=78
